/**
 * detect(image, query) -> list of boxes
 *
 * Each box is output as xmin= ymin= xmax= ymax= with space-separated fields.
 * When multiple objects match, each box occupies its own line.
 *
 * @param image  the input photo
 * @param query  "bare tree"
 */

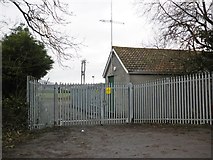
xmin=136 ymin=0 xmax=213 ymax=51
xmin=135 ymin=0 xmax=213 ymax=71
xmin=0 ymin=0 xmax=79 ymax=63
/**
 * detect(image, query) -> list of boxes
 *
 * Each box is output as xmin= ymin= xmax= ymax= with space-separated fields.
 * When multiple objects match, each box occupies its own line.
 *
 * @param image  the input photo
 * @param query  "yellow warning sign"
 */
xmin=106 ymin=87 xmax=111 ymax=95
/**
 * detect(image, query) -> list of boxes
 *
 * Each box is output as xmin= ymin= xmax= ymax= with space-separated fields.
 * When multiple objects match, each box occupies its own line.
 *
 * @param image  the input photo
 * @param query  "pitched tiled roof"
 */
xmin=113 ymin=46 xmax=192 ymax=74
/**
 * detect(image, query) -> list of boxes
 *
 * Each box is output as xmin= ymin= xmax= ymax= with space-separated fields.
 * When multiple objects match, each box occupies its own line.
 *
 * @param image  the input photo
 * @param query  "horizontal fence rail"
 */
xmin=27 ymin=72 xmax=213 ymax=130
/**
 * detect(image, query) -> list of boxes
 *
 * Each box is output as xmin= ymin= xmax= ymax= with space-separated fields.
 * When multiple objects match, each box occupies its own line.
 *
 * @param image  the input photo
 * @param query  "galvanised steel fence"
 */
xmin=27 ymin=72 xmax=213 ymax=130
xmin=27 ymin=80 xmax=130 ymax=130
xmin=133 ymin=72 xmax=212 ymax=125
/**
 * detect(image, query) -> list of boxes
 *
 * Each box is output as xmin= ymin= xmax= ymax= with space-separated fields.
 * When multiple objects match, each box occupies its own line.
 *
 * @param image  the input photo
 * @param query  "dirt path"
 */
xmin=3 ymin=124 xmax=212 ymax=158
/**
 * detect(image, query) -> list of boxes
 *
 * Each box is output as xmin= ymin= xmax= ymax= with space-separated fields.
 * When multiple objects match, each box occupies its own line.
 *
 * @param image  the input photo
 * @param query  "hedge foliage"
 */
xmin=2 ymin=95 xmax=28 ymax=131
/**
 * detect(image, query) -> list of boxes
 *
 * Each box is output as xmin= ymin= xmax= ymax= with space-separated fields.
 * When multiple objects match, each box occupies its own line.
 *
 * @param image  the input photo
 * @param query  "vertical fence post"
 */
xmin=100 ymin=85 xmax=104 ymax=125
xmin=27 ymin=76 xmax=30 ymax=129
xmin=209 ymin=72 xmax=212 ymax=125
xmin=128 ymin=83 xmax=133 ymax=123
xmin=54 ymin=83 xmax=58 ymax=126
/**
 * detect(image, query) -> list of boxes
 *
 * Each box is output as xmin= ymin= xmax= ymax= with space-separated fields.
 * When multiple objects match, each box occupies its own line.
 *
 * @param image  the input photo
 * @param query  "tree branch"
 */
xmin=5 ymin=0 xmax=80 ymax=63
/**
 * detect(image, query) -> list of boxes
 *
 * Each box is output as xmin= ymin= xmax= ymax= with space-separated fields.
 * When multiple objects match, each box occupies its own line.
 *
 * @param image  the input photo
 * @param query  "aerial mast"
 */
xmin=99 ymin=0 xmax=124 ymax=51
xmin=110 ymin=0 xmax=113 ymax=49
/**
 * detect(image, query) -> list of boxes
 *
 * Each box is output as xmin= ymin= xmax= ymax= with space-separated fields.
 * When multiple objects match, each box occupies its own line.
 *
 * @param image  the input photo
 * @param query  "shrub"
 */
xmin=2 ymin=95 xmax=28 ymax=131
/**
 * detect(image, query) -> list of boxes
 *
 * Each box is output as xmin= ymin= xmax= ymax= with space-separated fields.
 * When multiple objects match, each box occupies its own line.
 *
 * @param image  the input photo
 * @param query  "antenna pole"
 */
xmin=99 ymin=0 xmax=124 ymax=51
xmin=111 ymin=0 xmax=113 ymax=50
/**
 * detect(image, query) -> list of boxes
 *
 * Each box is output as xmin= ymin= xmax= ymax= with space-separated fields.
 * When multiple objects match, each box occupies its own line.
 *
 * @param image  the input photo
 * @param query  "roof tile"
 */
xmin=113 ymin=46 xmax=192 ymax=74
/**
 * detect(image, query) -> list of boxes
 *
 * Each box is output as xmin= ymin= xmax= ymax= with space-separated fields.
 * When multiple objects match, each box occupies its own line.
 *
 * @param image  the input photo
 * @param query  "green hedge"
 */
xmin=2 ymin=96 xmax=28 ymax=131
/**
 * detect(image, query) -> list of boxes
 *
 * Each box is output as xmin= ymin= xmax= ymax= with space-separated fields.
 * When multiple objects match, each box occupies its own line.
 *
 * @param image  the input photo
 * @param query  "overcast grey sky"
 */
xmin=1 ymin=0 xmax=155 ymax=83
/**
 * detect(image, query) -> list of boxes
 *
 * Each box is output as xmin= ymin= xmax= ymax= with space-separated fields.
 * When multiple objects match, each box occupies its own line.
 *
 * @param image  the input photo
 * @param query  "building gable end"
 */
xmin=102 ymin=49 xmax=129 ymax=78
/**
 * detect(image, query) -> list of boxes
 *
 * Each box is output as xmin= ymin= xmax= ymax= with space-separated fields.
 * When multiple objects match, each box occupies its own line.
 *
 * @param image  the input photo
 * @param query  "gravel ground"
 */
xmin=3 ymin=124 xmax=212 ymax=158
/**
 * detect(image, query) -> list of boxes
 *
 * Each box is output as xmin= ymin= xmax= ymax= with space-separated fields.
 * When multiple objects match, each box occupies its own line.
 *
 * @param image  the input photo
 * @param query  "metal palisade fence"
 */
xmin=27 ymin=72 xmax=213 ymax=130
xmin=27 ymin=80 xmax=130 ymax=130
xmin=133 ymin=72 xmax=212 ymax=125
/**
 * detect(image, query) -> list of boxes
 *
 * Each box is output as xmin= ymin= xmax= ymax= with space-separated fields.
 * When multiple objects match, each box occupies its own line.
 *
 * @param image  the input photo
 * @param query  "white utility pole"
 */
xmin=92 ymin=76 xmax=95 ymax=84
xmin=81 ymin=59 xmax=86 ymax=84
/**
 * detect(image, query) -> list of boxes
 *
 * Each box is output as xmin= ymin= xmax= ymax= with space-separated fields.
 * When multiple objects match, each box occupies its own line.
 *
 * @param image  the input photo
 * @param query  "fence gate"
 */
xmin=27 ymin=79 xmax=130 ymax=129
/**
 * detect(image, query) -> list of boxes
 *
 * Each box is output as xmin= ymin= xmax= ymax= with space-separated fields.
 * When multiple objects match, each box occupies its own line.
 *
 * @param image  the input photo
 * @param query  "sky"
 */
xmin=1 ymin=0 xmax=156 ymax=84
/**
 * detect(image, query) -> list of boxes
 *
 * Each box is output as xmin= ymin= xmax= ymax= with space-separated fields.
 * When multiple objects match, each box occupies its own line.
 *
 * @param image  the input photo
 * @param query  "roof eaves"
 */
xmin=102 ymin=48 xmax=129 ymax=78
xmin=128 ymin=71 xmax=182 ymax=75
xmin=113 ymin=48 xmax=129 ymax=74
xmin=102 ymin=51 xmax=113 ymax=78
